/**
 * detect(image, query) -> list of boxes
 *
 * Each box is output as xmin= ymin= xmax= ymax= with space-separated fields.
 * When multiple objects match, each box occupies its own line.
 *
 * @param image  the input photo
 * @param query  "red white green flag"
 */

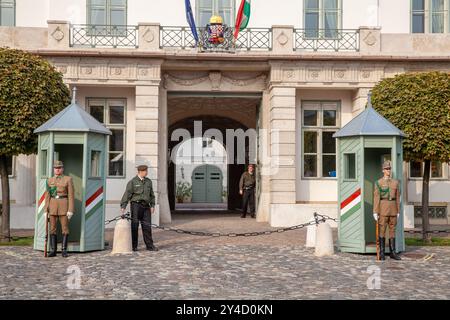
xmin=234 ymin=0 xmax=251 ymax=39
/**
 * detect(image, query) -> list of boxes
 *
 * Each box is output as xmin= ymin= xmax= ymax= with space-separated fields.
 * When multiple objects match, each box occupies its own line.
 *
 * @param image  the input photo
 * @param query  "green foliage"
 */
xmin=371 ymin=72 xmax=450 ymax=162
xmin=405 ymin=237 xmax=450 ymax=246
xmin=0 ymin=236 xmax=33 ymax=246
xmin=176 ymin=181 xmax=192 ymax=203
xmin=0 ymin=48 xmax=70 ymax=156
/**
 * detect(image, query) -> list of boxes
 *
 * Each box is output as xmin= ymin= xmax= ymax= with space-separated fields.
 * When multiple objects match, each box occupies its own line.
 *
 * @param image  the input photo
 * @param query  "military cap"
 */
xmin=136 ymin=164 xmax=148 ymax=171
xmin=53 ymin=160 xmax=64 ymax=168
xmin=382 ymin=160 xmax=392 ymax=169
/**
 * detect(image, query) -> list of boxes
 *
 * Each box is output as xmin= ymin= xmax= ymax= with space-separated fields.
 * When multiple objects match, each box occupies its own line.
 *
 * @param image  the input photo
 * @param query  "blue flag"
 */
xmin=185 ymin=0 xmax=199 ymax=44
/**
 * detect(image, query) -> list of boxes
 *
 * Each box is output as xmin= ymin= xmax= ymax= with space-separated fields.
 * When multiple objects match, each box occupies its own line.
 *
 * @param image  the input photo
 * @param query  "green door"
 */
xmin=192 ymin=165 xmax=223 ymax=203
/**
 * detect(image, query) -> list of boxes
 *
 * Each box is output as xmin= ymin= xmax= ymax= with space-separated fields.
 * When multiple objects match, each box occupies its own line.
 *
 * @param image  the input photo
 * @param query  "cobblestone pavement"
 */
xmin=1 ymin=212 xmax=450 ymax=300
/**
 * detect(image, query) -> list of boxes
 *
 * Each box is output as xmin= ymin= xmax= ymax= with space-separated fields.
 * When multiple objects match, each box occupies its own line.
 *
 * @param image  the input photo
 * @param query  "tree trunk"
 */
xmin=0 ymin=155 xmax=11 ymax=243
xmin=421 ymin=159 xmax=431 ymax=243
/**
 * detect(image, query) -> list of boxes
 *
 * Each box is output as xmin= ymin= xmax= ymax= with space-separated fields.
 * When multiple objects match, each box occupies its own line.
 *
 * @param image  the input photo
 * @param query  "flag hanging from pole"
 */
xmin=234 ymin=0 xmax=251 ymax=39
xmin=185 ymin=0 xmax=199 ymax=44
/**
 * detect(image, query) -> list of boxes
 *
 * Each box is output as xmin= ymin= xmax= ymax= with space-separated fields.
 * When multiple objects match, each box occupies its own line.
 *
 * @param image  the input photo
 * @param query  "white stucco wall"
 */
xmin=12 ymin=0 xmax=414 ymax=33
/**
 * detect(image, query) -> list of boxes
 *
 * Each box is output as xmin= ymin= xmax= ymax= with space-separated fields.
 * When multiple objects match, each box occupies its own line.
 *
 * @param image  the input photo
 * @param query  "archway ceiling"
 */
xmin=168 ymin=97 xmax=258 ymax=130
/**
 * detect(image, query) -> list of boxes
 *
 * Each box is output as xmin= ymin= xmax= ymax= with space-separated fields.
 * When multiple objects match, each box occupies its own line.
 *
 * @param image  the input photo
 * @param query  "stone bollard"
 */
xmin=314 ymin=222 xmax=334 ymax=257
xmin=111 ymin=218 xmax=132 ymax=255
xmin=305 ymin=221 xmax=317 ymax=248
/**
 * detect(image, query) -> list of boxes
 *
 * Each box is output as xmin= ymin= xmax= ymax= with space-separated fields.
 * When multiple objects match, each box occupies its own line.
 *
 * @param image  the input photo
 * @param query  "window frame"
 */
xmin=87 ymin=98 xmax=127 ymax=179
xmin=343 ymin=152 xmax=357 ymax=181
xmin=301 ymin=100 xmax=341 ymax=180
xmin=0 ymin=0 xmax=15 ymax=27
xmin=89 ymin=149 xmax=103 ymax=179
xmin=5 ymin=155 xmax=15 ymax=178
xmin=408 ymin=160 xmax=449 ymax=180
xmin=196 ymin=0 xmax=236 ymax=27
xmin=411 ymin=0 xmax=450 ymax=33
xmin=87 ymin=0 xmax=127 ymax=26
xmin=303 ymin=0 xmax=343 ymax=37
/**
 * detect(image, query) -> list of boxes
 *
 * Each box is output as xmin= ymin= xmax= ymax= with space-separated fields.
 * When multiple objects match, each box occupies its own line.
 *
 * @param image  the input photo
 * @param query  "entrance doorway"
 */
xmin=167 ymin=94 xmax=260 ymax=213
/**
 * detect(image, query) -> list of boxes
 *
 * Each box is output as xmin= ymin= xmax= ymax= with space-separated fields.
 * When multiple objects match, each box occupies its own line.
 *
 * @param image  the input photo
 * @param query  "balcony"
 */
xmin=1 ymin=21 xmax=450 ymax=57
xmin=294 ymin=29 xmax=359 ymax=52
xmin=70 ymin=24 xmax=138 ymax=48
xmin=160 ymin=26 xmax=272 ymax=52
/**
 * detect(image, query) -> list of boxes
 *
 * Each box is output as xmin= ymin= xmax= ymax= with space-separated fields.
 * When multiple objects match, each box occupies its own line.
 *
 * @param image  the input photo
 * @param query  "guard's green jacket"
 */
xmin=120 ymin=175 xmax=155 ymax=209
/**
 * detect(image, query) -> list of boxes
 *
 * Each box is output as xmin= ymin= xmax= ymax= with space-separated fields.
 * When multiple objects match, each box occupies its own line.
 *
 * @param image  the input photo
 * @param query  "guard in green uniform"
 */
xmin=120 ymin=165 xmax=158 ymax=251
xmin=239 ymin=164 xmax=256 ymax=218
xmin=373 ymin=160 xmax=401 ymax=261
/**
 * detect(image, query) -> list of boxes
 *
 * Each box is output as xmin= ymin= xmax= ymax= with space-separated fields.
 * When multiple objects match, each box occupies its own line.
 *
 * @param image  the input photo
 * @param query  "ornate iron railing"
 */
xmin=160 ymin=26 xmax=272 ymax=52
xmin=294 ymin=29 xmax=359 ymax=52
xmin=70 ymin=24 xmax=138 ymax=48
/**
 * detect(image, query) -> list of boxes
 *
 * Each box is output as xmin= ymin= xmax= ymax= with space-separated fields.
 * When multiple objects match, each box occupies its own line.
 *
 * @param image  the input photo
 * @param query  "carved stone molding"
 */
xmin=48 ymin=57 xmax=161 ymax=83
xmin=51 ymin=26 xmax=65 ymax=42
xmin=163 ymin=71 xmax=267 ymax=91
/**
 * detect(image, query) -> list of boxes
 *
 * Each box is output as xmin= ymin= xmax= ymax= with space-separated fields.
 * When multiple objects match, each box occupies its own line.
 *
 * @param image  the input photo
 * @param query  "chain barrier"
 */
xmin=107 ymin=211 xmax=336 ymax=238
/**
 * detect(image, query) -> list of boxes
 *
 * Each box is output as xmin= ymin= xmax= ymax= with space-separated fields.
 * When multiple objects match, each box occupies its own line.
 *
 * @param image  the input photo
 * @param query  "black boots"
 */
xmin=48 ymin=234 xmax=57 ymax=257
xmin=61 ymin=234 xmax=69 ymax=258
xmin=241 ymin=213 xmax=246 ymax=218
xmin=389 ymin=238 xmax=401 ymax=260
xmin=379 ymin=237 xmax=385 ymax=261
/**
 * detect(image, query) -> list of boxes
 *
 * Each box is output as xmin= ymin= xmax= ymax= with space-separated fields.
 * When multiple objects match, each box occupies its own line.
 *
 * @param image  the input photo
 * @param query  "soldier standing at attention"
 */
xmin=120 ymin=165 xmax=158 ymax=251
xmin=44 ymin=161 xmax=74 ymax=258
xmin=373 ymin=160 xmax=401 ymax=261
xmin=239 ymin=164 xmax=256 ymax=219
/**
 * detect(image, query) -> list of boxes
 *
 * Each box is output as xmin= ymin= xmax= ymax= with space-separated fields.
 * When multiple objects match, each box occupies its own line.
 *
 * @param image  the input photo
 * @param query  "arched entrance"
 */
xmin=167 ymin=95 xmax=260 ymax=213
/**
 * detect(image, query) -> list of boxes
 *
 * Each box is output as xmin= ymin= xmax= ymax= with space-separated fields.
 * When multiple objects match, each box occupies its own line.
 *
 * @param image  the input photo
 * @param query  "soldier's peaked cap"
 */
xmin=53 ymin=160 xmax=64 ymax=168
xmin=136 ymin=164 xmax=148 ymax=171
xmin=382 ymin=160 xmax=392 ymax=169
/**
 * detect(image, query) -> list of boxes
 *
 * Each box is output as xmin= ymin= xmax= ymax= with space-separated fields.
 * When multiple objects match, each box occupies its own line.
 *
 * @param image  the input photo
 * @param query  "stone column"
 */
xmin=256 ymin=90 xmax=271 ymax=222
xmin=158 ymin=87 xmax=171 ymax=223
xmin=47 ymin=20 xmax=70 ymax=49
xmin=135 ymin=85 xmax=161 ymax=225
xmin=268 ymin=86 xmax=297 ymax=226
xmin=138 ymin=23 xmax=160 ymax=51
xmin=352 ymin=87 xmax=371 ymax=116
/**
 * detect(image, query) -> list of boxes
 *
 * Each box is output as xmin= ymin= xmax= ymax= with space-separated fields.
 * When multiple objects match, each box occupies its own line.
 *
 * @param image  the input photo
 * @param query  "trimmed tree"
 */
xmin=371 ymin=71 xmax=450 ymax=242
xmin=0 ymin=48 xmax=70 ymax=242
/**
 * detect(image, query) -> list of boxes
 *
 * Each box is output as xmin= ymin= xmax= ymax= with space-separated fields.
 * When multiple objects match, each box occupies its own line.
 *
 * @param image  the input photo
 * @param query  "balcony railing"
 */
xmin=70 ymin=24 xmax=138 ymax=48
xmin=160 ymin=26 xmax=272 ymax=52
xmin=294 ymin=29 xmax=360 ymax=52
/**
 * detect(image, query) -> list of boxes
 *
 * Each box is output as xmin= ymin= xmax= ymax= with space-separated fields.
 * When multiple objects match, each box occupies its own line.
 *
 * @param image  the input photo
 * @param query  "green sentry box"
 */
xmin=33 ymin=88 xmax=111 ymax=253
xmin=333 ymin=94 xmax=405 ymax=254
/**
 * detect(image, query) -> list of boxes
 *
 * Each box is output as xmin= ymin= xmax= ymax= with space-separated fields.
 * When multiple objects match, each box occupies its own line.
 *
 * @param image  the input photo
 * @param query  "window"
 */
xmin=87 ymin=0 xmax=127 ymax=26
xmin=411 ymin=0 xmax=450 ymax=33
xmin=0 ymin=0 xmax=15 ymax=26
xmin=4 ymin=155 xmax=14 ymax=177
xmin=90 ymin=150 xmax=102 ymax=177
xmin=344 ymin=153 xmax=356 ymax=180
xmin=409 ymin=161 xmax=447 ymax=178
xmin=302 ymin=101 xmax=340 ymax=178
xmin=304 ymin=0 xmax=341 ymax=38
xmin=88 ymin=99 xmax=126 ymax=177
xmin=39 ymin=151 xmax=48 ymax=178
xmin=197 ymin=0 xmax=235 ymax=26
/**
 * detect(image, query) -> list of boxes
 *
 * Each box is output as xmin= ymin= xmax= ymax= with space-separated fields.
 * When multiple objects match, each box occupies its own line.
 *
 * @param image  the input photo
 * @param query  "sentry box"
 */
xmin=333 ymin=93 xmax=405 ymax=254
xmin=33 ymin=88 xmax=111 ymax=252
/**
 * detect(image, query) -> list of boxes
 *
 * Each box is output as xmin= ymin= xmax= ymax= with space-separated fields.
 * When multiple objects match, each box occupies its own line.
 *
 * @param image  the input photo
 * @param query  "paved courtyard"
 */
xmin=1 ymin=212 xmax=449 ymax=300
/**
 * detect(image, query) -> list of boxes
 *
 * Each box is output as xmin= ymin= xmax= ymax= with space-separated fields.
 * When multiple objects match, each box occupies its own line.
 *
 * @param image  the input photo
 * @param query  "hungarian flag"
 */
xmin=234 ymin=0 xmax=251 ymax=39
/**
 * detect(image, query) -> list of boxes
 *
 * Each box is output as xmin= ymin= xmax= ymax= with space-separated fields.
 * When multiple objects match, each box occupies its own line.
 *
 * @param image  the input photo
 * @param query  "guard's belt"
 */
xmin=381 ymin=198 xmax=396 ymax=201
xmin=51 ymin=195 xmax=67 ymax=199
xmin=244 ymin=186 xmax=255 ymax=190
